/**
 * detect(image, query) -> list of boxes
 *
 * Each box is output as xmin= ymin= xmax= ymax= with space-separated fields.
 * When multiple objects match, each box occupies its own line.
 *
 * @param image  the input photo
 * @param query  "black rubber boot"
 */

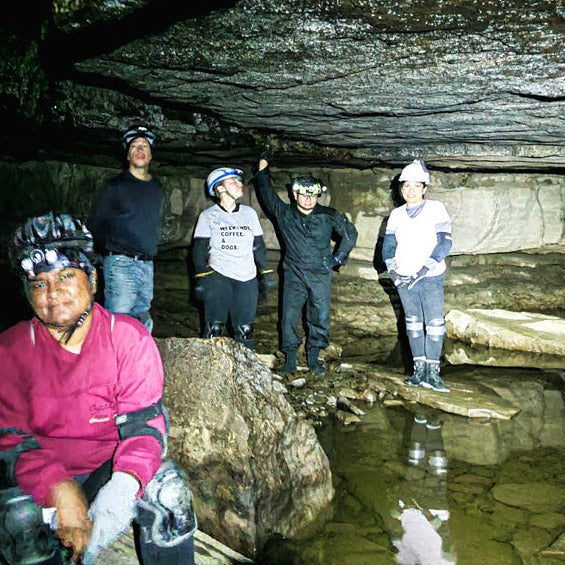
xmin=404 ymin=358 xmax=426 ymax=386
xmin=422 ymin=362 xmax=450 ymax=393
xmin=307 ymin=347 xmax=325 ymax=377
xmin=280 ymin=350 xmax=298 ymax=374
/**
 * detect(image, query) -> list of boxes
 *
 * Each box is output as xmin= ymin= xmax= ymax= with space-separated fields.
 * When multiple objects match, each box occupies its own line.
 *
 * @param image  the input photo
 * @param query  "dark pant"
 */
xmin=0 ymin=461 xmax=195 ymax=565
xmin=202 ymin=272 xmax=258 ymax=338
xmin=281 ymin=266 xmax=332 ymax=353
xmin=397 ymin=274 xmax=446 ymax=362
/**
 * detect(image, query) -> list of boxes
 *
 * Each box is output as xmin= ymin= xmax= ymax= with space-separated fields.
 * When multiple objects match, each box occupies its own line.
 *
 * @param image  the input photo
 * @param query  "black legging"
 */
xmin=202 ymin=271 xmax=258 ymax=336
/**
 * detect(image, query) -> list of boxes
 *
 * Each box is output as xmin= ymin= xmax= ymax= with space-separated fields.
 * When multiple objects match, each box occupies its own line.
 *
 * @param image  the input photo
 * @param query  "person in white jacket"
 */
xmin=381 ymin=160 xmax=453 ymax=393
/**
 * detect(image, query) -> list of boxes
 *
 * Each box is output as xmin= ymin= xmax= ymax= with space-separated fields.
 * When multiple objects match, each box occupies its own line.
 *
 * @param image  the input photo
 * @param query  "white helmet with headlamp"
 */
xmin=399 ymin=159 xmax=430 ymax=184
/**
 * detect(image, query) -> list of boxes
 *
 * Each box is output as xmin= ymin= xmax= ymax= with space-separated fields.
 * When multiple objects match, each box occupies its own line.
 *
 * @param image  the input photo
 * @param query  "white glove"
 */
xmin=82 ymin=472 xmax=139 ymax=564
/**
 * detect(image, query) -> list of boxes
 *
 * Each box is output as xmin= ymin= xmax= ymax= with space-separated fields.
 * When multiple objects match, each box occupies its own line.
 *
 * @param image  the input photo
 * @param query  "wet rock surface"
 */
xmin=446 ymin=308 xmax=565 ymax=356
xmin=1 ymin=1 xmax=564 ymax=169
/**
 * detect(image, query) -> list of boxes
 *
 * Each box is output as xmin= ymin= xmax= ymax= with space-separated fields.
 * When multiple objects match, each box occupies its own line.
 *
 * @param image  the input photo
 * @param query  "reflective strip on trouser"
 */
xmin=397 ymin=275 xmax=445 ymax=361
xmin=281 ymin=266 xmax=332 ymax=352
xmin=425 ymin=318 xmax=446 ymax=362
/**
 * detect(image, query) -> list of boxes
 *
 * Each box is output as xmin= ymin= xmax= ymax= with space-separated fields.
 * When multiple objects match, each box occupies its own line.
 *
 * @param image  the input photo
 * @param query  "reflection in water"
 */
xmin=393 ymin=415 xmax=454 ymax=564
xmin=258 ymin=363 xmax=564 ymax=564
xmin=444 ymin=339 xmax=565 ymax=370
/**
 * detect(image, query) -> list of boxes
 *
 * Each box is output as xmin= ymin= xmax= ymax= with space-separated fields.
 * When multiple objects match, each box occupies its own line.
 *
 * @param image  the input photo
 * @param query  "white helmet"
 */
xmin=206 ymin=167 xmax=243 ymax=197
xmin=399 ymin=159 xmax=430 ymax=184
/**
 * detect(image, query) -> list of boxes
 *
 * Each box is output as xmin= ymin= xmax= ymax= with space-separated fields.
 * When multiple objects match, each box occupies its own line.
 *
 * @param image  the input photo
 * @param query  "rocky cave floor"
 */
xmin=151 ymin=247 xmax=565 ymax=426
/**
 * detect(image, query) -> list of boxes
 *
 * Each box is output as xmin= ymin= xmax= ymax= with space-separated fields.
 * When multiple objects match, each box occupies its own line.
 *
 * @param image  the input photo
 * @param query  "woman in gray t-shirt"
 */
xmin=192 ymin=167 xmax=275 ymax=348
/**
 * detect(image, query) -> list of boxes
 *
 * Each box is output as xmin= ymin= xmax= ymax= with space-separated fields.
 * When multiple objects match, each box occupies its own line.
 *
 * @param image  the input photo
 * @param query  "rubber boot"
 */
xmin=404 ymin=358 xmax=426 ymax=386
xmin=280 ymin=350 xmax=297 ymax=375
xmin=307 ymin=347 xmax=325 ymax=378
xmin=422 ymin=361 xmax=450 ymax=393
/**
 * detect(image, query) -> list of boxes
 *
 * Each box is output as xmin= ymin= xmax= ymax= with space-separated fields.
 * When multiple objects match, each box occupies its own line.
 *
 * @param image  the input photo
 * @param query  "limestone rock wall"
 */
xmin=0 ymin=160 xmax=563 ymax=259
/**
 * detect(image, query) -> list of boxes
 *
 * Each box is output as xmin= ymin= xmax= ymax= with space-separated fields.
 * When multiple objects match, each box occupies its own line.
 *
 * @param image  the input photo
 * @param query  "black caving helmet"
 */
xmin=10 ymin=212 xmax=95 ymax=280
xmin=122 ymin=125 xmax=156 ymax=150
xmin=290 ymin=175 xmax=327 ymax=196
xmin=10 ymin=212 xmax=97 ymax=342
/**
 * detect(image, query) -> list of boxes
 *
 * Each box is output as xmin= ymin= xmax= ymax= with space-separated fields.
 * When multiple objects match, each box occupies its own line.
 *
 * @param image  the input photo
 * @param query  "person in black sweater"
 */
xmin=88 ymin=126 xmax=163 ymax=333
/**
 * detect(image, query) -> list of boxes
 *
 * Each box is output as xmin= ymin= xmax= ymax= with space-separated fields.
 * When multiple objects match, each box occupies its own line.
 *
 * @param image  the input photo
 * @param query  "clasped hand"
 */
xmin=389 ymin=267 xmax=429 ymax=290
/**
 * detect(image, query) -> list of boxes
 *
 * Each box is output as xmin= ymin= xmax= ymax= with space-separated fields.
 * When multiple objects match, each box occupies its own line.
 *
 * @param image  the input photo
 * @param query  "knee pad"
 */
xmin=136 ymin=459 xmax=197 ymax=548
xmin=204 ymin=321 xmax=224 ymax=338
xmin=234 ymin=324 xmax=254 ymax=341
xmin=0 ymin=488 xmax=57 ymax=565
xmin=426 ymin=318 xmax=446 ymax=339
xmin=405 ymin=315 xmax=424 ymax=337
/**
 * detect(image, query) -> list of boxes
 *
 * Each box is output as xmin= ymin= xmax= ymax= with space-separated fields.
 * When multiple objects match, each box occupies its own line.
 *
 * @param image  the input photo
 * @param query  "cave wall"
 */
xmin=1 ymin=159 xmax=563 ymax=266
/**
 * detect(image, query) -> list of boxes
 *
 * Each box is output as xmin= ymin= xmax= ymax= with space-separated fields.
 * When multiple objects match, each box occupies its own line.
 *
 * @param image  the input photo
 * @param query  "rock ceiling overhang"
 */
xmin=0 ymin=0 xmax=563 ymax=170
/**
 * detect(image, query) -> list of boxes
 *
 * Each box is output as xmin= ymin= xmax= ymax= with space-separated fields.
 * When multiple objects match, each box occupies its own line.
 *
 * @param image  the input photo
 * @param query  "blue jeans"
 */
xmin=103 ymin=254 xmax=154 ymax=333
xmin=397 ymin=275 xmax=446 ymax=362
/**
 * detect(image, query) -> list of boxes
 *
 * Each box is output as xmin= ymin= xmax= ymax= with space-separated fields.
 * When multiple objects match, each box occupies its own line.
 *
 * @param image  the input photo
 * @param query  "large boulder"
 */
xmin=445 ymin=308 xmax=565 ymax=356
xmin=156 ymin=337 xmax=334 ymax=558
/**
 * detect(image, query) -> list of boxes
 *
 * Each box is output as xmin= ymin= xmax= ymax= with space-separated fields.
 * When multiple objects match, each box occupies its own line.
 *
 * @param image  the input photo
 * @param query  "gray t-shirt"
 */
xmin=194 ymin=203 xmax=264 ymax=282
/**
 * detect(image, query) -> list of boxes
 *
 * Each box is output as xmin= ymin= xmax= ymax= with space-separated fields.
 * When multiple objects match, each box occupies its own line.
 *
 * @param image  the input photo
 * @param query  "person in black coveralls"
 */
xmin=254 ymin=154 xmax=357 ymax=377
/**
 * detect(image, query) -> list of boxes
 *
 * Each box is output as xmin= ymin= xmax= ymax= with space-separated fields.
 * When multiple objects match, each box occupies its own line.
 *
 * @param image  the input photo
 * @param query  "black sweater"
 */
xmin=88 ymin=170 xmax=164 ymax=257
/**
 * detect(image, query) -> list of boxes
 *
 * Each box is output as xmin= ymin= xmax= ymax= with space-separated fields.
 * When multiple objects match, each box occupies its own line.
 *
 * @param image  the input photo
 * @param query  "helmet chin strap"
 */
xmin=223 ymin=187 xmax=241 ymax=203
xmin=37 ymin=299 xmax=94 ymax=344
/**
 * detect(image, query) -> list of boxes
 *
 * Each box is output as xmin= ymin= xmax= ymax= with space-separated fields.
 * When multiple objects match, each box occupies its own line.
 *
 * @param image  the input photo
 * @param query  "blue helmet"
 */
xmin=206 ymin=167 xmax=243 ymax=197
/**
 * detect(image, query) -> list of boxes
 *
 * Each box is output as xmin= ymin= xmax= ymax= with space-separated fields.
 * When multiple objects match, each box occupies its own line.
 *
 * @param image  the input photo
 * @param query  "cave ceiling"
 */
xmin=0 ymin=0 xmax=563 ymax=171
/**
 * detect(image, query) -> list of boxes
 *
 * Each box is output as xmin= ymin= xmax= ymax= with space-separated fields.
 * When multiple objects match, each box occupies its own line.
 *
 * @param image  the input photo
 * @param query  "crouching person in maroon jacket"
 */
xmin=0 ymin=212 xmax=196 ymax=565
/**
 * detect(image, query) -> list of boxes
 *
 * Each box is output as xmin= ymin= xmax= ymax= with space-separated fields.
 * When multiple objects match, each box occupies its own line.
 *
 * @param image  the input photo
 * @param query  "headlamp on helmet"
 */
xmin=399 ymin=159 xmax=430 ymax=185
xmin=206 ymin=167 xmax=244 ymax=197
xmin=122 ymin=126 xmax=156 ymax=150
xmin=291 ymin=175 xmax=327 ymax=196
xmin=10 ymin=212 xmax=95 ymax=277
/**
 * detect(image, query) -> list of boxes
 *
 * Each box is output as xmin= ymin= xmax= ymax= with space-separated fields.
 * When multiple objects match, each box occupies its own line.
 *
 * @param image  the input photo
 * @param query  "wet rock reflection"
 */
xmin=260 ymin=394 xmax=564 ymax=564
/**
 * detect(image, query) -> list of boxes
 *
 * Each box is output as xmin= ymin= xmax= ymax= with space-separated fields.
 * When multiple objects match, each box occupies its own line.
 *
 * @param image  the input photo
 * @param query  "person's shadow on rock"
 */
xmin=374 ymin=174 xmax=412 ymax=374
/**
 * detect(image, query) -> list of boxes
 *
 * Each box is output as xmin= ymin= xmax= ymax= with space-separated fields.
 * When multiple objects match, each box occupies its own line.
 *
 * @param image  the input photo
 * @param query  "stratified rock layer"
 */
xmin=156 ymin=337 xmax=334 ymax=558
xmin=0 ymin=1 xmax=563 ymax=169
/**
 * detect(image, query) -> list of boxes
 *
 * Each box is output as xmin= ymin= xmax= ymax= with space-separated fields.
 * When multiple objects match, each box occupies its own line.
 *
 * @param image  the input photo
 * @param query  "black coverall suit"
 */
xmin=254 ymin=168 xmax=358 ymax=355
